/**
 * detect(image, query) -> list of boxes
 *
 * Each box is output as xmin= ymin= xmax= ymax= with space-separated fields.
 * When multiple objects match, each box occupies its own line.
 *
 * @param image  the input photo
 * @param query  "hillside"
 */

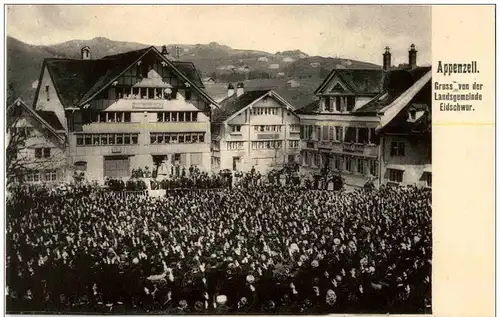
xmin=6 ymin=36 xmax=380 ymax=106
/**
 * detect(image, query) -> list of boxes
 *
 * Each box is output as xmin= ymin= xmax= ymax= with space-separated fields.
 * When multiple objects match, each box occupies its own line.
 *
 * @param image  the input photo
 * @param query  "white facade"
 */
xmin=213 ymin=92 xmax=300 ymax=173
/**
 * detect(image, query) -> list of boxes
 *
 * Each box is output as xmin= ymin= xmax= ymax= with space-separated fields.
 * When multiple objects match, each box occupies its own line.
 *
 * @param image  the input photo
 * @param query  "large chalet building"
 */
xmin=211 ymin=83 xmax=301 ymax=173
xmin=27 ymin=45 xmax=217 ymax=182
xmin=296 ymin=44 xmax=431 ymax=189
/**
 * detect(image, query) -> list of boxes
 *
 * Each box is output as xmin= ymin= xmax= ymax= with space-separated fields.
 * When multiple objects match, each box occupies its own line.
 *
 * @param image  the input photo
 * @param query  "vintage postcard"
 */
xmin=3 ymin=4 xmax=495 ymax=317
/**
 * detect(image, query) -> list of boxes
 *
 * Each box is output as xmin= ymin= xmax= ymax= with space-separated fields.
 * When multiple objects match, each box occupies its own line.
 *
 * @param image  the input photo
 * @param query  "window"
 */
xmin=35 ymin=148 xmax=42 ymax=158
xmin=346 ymin=96 xmax=356 ymax=111
xmin=410 ymin=110 xmax=416 ymax=120
xmin=289 ymin=140 xmax=300 ymax=148
xmin=335 ymin=126 xmax=343 ymax=142
xmin=199 ymin=133 xmax=205 ymax=143
xmin=334 ymin=155 xmax=342 ymax=170
xmin=43 ymin=148 xmax=51 ymax=158
xmin=370 ymin=128 xmax=377 ymax=144
xmin=289 ymin=124 xmax=300 ymax=132
xmin=390 ymin=141 xmax=406 ymax=156
xmin=344 ymin=127 xmax=357 ymax=143
xmin=345 ymin=157 xmax=353 ymax=172
xmin=45 ymin=85 xmax=50 ymax=101
xmin=227 ymin=141 xmax=244 ymax=150
xmin=335 ymin=97 xmax=341 ymax=112
xmin=357 ymin=158 xmax=364 ymax=174
xmin=358 ymin=128 xmax=369 ymax=144
xmin=389 ymin=169 xmax=404 ymax=183
xmin=322 ymin=126 xmax=329 ymax=141
xmin=314 ymin=153 xmax=320 ymax=167
xmin=77 ymin=135 xmax=84 ymax=145
xmin=44 ymin=170 xmax=57 ymax=182
xmin=369 ymin=160 xmax=378 ymax=176
xmin=324 ymin=96 xmax=331 ymax=112
xmin=230 ymin=125 xmax=242 ymax=133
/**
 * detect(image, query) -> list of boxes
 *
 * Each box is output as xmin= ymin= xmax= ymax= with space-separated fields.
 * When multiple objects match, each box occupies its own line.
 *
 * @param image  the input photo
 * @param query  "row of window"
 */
xmin=254 ymin=125 xmax=282 ymax=132
xmin=303 ymin=152 xmax=379 ymax=176
xmin=26 ymin=170 xmax=57 ymax=182
xmin=91 ymin=112 xmax=132 ymax=123
xmin=225 ymin=140 xmax=299 ymax=151
xmin=323 ymin=96 xmax=356 ymax=112
xmin=115 ymin=87 xmax=181 ymax=101
xmin=157 ymin=111 xmax=199 ymax=122
xmin=150 ymin=132 xmax=206 ymax=144
xmin=250 ymin=107 xmax=280 ymax=116
xmin=229 ymin=124 xmax=300 ymax=134
xmin=34 ymin=148 xmax=52 ymax=159
xmin=251 ymin=141 xmax=283 ymax=150
xmin=388 ymin=169 xmax=431 ymax=187
xmin=302 ymin=125 xmax=378 ymax=144
xmin=227 ymin=141 xmax=245 ymax=150
xmin=76 ymin=134 xmax=139 ymax=146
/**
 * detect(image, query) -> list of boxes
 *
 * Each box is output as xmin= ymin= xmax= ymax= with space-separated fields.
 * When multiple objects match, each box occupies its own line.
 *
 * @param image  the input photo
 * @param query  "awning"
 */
xmin=423 ymin=166 xmax=432 ymax=173
xmin=386 ymin=164 xmax=406 ymax=171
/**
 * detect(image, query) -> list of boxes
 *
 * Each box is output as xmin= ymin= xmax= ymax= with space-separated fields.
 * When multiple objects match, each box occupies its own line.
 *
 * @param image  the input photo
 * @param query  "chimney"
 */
xmin=81 ymin=46 xmax=91 ymax=60
xmin=409 ymin=44 xmax=417 ymax=68
xmin=236 ymin=82 xmax=244 ymax=97
xmin=227 ymin=83 xmax=235 ymax=98
xmin=383 ymin=46 xmax=391 ymax=71
xmin=161 ymin=45 xmax=169 ymax=57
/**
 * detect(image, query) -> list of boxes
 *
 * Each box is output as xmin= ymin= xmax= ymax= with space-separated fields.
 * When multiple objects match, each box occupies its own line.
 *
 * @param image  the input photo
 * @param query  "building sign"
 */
xmin=257 ymin=133 xmax=280 ymax=140
xmin=343 ymin=143 xmax=364 ymax=153
xmin=132 ymin=102 xmax=164 ymax=110
xmin=111 ymin=147 xmax=122 ymax=154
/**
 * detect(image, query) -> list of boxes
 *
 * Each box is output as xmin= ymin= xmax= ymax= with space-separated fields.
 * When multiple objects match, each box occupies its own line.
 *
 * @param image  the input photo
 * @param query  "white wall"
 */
xmin=34 ymin=66 xmax=68 ymax=132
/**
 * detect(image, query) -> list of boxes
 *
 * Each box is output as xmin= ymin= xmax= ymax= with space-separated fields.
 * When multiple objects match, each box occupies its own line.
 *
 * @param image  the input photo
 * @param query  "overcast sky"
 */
xmin=7 ymin=5 xmax=431 ymax=65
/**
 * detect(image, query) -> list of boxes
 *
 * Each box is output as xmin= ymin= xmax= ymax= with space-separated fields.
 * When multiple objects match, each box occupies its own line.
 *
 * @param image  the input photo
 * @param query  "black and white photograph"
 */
xmin=6 ymin=4 xmax=432 ymax=314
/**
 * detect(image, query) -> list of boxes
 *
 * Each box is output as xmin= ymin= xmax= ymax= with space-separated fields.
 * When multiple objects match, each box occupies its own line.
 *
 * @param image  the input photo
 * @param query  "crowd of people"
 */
xmin=6 ymin=180 xmax=432 ymax=314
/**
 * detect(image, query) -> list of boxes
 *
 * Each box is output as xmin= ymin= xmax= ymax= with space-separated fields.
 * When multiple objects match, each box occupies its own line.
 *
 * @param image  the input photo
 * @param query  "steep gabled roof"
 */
xmin=314 ymin=68 xmax=384 ymax=95
xmin=172 ymin=61 xmax=205 ymax=88
xmin=212 ymin=90 xmax=270 ymax=123
xmin=377 ymin=70 xmax=431 ymax=130
xmin=8 ymin=98 xmax=65 ymax=144
xmin=294 ymin=99 xmax=320 ymax=115
xmin=356 ymin=67 xmax=431 ymax=116
xmin=35 ymin=46 xmax=215 ymax=109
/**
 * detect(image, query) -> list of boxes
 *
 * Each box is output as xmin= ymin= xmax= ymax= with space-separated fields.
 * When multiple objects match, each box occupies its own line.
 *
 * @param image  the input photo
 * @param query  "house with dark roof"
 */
xmin=295 ymin=44 xmax=430 ymax=189
xmin=211 ymin=83 xmax=301 ymax=173
xmin=376 ymin=69 xmax=431 ymax=188
xmin=7 ymin=98 xmax=67 ymax=184
xmin=32 ymin=45 xmax=218 ymax=182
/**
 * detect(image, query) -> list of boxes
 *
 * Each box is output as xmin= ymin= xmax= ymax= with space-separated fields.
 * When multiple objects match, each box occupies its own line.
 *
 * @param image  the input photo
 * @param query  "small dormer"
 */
xmin=407 ymin=103 xmax=428 ymax=122
xmin=81 ymin=46 xmax=91 ymax=60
